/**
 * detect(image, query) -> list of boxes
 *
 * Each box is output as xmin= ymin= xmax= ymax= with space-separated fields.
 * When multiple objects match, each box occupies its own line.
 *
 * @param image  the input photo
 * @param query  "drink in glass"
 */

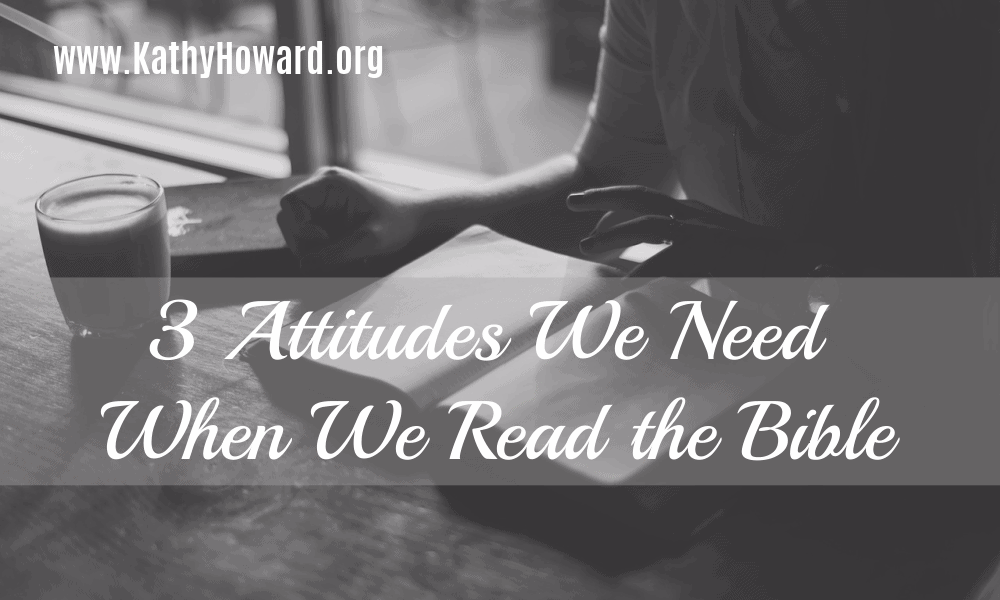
xmin=35 ymin=174 xmax=170 ymax=338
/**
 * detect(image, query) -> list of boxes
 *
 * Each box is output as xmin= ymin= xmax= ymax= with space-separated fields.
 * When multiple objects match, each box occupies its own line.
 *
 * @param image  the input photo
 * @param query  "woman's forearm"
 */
xmin=414 ymin=154 xmax=603 ymax=255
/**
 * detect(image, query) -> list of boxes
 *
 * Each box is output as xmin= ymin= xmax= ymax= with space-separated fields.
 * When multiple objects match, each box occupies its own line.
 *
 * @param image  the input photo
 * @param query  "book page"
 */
xmin=437 ymin=278 xmax=796 ymax=484
xmin=263 ymin=227 xmax=622 ymax=409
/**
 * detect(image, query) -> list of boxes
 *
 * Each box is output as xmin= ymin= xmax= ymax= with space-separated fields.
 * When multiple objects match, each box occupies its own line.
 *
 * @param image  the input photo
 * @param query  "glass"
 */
xmin=341 ymin=0 xmax=595 ymax=175
xmin=35 ymin=174 xmax=170 ymax=338
xmin=0 ymin=1 xmax=287 ymax=165
xmin=46 ymin=1 xmax=281 ymax=127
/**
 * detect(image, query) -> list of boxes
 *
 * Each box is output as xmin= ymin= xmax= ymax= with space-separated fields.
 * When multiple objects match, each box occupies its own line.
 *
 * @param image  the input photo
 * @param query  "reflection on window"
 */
xmin=342 ymin=0 xmax=599 ymax=175
xmin=0 ymin=0 xmax=605 ymax=178
xmin=43 ymin=0 xmax=282 ymax=128
xmin=0 ymin=0 xmax=290 ymax=176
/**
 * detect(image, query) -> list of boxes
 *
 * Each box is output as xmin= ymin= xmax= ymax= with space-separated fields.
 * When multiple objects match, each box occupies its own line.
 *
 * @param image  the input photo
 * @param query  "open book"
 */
xmin=242 ymin=226 xmax=863 ymax=541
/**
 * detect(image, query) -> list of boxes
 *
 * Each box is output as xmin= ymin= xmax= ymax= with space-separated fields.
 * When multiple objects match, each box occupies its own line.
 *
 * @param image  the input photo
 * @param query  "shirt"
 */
xmin=577 ymin=0 xmax=848 ymax=228
xmin=573 ymin=0 xmax=996 ymax=275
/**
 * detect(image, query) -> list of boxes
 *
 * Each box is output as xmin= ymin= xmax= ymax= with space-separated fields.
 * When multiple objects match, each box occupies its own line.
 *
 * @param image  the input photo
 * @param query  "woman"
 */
xmin=278 ymin=0 xmax=999 ymax=592
xmin=278 ymin=0 xmax=997 ymax=278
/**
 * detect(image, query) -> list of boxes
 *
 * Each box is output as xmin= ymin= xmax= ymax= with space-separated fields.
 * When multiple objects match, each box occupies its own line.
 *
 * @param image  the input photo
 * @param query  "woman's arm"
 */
xmin=408 ymin=0 xmax=673 ymax=255
xmin=278 ymin=0 xmax=672 ymax=265
xmin=411 ymin=154 xmax=601 ymax=256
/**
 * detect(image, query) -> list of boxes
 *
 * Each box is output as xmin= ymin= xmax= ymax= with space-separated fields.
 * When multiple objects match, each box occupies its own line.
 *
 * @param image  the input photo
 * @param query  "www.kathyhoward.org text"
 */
xmin=53 ymin=41 xmax=383 ymax=78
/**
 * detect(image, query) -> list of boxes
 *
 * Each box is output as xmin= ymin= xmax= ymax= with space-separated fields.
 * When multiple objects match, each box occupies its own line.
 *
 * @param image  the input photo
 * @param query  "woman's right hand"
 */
xmin=276 ymin=167 xmax=428 ymax=271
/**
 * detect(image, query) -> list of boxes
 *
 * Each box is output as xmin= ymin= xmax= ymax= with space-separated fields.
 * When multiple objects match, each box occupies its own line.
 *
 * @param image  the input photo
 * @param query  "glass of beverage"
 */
xmin=35 ymin=174 xmax=170 ymax=338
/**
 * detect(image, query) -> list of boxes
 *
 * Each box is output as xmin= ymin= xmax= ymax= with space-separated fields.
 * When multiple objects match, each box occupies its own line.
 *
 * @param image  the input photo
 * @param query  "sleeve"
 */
xmin=574 ymin=0 xmax=673 ymax=189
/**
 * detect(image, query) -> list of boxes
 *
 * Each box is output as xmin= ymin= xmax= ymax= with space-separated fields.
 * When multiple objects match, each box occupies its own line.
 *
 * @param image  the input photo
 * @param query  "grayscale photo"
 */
xmin=0 ymin=0 xmax=998 ymax=598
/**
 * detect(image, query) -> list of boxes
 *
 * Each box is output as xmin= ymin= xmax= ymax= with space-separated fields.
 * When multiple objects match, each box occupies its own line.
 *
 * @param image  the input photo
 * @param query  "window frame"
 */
xmin=0 ymin=0 xmax=486 ymax=188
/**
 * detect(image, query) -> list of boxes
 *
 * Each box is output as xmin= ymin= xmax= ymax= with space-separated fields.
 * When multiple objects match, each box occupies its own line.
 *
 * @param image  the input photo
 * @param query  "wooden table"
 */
xmin=1 ymin=118 xmax=997 ymax=600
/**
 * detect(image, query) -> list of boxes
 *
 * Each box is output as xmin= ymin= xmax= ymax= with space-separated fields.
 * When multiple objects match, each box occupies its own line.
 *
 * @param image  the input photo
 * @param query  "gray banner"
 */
xmin=4 ymin=276 xmax=998 ymax=485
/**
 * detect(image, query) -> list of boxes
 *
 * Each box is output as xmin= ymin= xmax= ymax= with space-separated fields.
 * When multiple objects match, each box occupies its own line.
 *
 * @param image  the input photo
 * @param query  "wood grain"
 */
xmin=1 ymin=119 xmax=997 ymax=599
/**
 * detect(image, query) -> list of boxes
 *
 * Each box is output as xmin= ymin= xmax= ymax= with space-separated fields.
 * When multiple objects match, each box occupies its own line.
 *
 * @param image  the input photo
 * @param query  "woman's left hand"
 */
xmin=567 ymin=185 xmax=781 ymax=256
xmin=567 ymin=185 xmax=837 ymax=277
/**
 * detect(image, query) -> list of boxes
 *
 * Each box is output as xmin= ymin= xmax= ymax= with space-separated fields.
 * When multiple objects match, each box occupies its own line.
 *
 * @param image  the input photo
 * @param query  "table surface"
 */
xmin=1 ymin=118 xmax=996 ymax=600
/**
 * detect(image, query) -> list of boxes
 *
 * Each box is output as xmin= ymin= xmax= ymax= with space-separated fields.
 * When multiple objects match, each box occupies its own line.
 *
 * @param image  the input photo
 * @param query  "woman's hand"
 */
xmin=567 ymin=185 xmax=781 ymax=256
xmin=276 ymin=167 xmax=427 ymax=271
xmin=567 ymin=185 xmax=835 ymax=277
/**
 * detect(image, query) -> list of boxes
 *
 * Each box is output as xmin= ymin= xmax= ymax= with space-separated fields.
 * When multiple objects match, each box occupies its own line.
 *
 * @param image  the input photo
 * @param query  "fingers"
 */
xmin=278 ymin=192 xmax=310 ymax=222
xmin=277 ymin=172 xmax=331 ymax=248
xmin=277 ymin=166 xmax=364 ymax=260
xmin=568 ymin=186 xmax=678 ymax=216
xmin=296 ymin=224 xmax=332 ymax=257
xmin=579 ymin=214 xmax=757 ymax=256
xmin=567 ymin=185 xmax=724 ymax=219
xmin=276 ymin=206 xmax=299 ymax=255
xmin=277 ymin=202 xmax=331 ymax=258
xmin=580 ymin=215 xmax=675 ymax=255
xmin=567 ymin=186 xmax=764 ymax=238
xmin=280 ymin=167 xmax=361 ymax=235
xmin=590 ymin=209 xmax=647 ymax=235
xmin=283 ymin=166 xmax=349 ymax=211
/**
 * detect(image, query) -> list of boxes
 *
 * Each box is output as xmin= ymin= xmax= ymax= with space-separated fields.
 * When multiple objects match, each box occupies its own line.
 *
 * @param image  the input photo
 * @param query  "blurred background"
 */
xmin=0 ymin=0 xmax=605 ymax=179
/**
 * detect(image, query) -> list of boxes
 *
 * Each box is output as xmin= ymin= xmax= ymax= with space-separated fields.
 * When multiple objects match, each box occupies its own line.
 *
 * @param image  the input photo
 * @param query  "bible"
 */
xmin=238 ymin=225 xmax=839 ymax=561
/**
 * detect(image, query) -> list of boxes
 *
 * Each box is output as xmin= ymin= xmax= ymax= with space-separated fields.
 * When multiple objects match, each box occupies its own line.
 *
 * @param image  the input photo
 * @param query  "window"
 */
xmin=0 ymin=0 xmax=603 ymax=184
xmin=339 ymin=0 xmax=597 ymax=178
xmin=0 ymin=0 xmax=292 ymax=177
